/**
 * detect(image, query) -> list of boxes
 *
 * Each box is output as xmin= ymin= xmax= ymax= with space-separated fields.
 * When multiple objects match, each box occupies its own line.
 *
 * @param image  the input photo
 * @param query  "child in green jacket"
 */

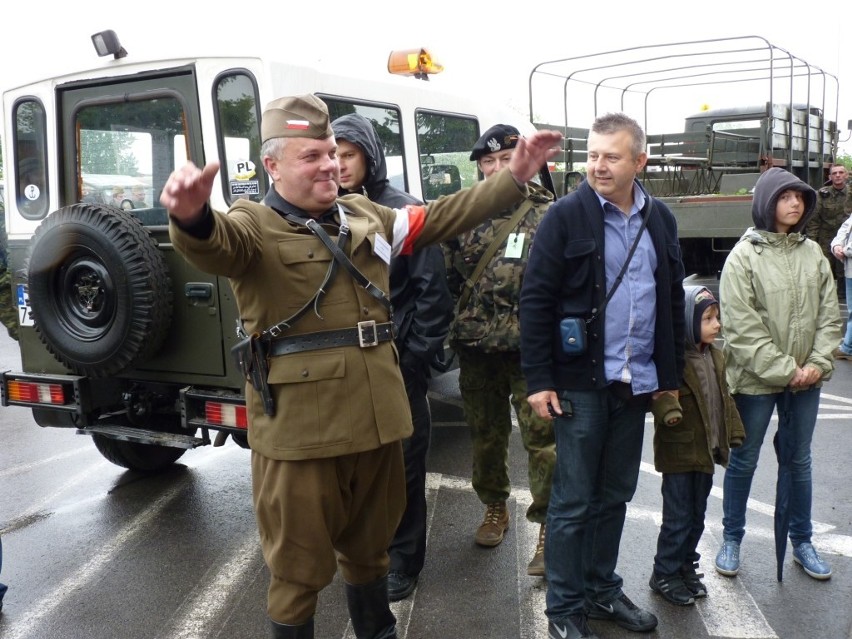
xmin=649 ymin=285 xmax=745 ymax=605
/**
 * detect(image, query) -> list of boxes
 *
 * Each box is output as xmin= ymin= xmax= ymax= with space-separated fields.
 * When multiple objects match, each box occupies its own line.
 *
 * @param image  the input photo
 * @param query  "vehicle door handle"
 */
xmin=184 ymin=282 xmax=213 ymax=300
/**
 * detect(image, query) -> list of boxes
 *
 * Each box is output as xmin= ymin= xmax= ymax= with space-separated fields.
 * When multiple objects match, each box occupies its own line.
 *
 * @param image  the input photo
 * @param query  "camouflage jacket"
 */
xmin=445 ymin=182 xmax=553 ymax=352
xmin=805 ymin=183 xmax=852 ymax=253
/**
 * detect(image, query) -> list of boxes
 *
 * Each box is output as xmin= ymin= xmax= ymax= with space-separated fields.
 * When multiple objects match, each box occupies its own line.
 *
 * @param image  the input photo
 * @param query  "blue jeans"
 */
xmin=841 ymin=278 xmax=852 ymax=354
xmin=654 ymin=471 xmax=713 ymax=576
xmin=722 ymin=388 xmax=819 ymax=546
xmin=545 ymin=388 xmax=648 ymax=619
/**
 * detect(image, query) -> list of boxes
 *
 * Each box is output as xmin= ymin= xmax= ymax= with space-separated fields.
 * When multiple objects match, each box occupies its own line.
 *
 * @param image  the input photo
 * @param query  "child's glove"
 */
xmin=651 ymin=392 xmax=682 ymax=426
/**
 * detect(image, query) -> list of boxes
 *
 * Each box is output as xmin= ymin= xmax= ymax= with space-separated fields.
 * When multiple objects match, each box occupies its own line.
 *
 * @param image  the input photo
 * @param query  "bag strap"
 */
xmin=237 ymin=225 xmax=350 ymax=339
xmin=456 ymin=198 xmax=536 ymax=312
xmin=275 ymin=208 xmax=393 ymax=313
xmin=588 ymin=199 xmax=654 ymax=325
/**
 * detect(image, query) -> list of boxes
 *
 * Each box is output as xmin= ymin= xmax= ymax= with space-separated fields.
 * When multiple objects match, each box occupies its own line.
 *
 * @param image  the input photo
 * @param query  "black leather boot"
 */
xmin=345 ymin=575 xmax=397 ymax=639
xmin=270 ymin=617 xmax=314 ymax=638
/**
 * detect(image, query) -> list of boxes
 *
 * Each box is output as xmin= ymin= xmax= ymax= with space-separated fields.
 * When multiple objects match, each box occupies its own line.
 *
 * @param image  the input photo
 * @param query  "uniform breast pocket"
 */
xmin=267 ymin=350 xmax=352 ymax=450
xmin=277 ymin=237 xmax=347 ymax=307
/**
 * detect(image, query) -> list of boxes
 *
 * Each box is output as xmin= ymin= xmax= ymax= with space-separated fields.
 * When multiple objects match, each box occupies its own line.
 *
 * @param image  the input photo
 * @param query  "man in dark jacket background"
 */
xmin=332 ymin=112 xmax=453 ymax=602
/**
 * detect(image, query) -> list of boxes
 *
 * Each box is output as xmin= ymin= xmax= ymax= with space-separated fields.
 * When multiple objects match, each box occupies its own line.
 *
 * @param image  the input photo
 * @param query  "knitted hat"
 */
xmin=692 ymin=287 xmax=719 ymax=344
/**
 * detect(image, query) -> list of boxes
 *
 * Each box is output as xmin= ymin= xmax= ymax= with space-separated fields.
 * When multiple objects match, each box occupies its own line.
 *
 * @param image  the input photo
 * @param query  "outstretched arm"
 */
xmin=508 ymin=130 xmax=563 ymax=185
xmin=160 ymin=161 xmax=221 ymax=224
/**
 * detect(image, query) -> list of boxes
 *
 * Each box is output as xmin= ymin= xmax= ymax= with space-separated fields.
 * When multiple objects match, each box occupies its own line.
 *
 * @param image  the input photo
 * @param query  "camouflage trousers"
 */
xmin=456 ymin=347 xmax=555 ymax=523
xmin=0 ymin=268 xmax=19 ymax=341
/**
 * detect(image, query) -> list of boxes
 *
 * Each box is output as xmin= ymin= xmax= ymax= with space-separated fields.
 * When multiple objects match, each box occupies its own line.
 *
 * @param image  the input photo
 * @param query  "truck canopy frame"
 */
xmin=529 ymin=35 xmax=840 ymax=196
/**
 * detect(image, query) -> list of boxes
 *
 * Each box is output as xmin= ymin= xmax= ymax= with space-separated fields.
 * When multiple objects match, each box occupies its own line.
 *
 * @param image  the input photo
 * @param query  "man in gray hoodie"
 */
xmin=332 ymin=113 xmax=453 ymax=602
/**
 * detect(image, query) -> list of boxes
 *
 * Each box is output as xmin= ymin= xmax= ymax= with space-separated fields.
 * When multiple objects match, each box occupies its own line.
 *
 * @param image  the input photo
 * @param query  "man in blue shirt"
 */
xmin=520 ymin=113 xmax=685 ymax=639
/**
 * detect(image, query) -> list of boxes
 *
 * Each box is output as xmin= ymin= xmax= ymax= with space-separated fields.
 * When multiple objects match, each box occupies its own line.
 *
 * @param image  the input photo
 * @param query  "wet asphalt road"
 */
xmin=1 ymin=329 xmax=851 ymax=639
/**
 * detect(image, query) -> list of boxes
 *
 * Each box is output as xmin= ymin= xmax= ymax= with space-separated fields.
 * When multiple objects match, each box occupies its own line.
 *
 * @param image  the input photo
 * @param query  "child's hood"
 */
xmin=751 ymin=167 xmax=816 ymax=233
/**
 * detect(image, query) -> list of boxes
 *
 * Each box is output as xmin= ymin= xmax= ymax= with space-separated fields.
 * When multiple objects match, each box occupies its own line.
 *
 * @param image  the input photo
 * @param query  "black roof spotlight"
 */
xmin=91 ymin=30 xmax=128 ymax=59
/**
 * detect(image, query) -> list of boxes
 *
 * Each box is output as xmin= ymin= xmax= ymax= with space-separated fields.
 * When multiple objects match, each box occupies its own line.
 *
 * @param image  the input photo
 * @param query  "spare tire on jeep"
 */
xmin=27 ymin=203 xmax=173 ymax=377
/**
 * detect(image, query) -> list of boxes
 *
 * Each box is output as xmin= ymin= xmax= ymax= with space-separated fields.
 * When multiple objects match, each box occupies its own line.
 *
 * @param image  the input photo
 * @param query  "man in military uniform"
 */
xmin=444 ymin=124 xmax=556 ymax=577
xmin=0 ymin=200 xmax=19 ymax=341
xmin=161 ymin=96 xmax=561 ymax=639
xmin=806 ymin=164 xmax=852 ymax=292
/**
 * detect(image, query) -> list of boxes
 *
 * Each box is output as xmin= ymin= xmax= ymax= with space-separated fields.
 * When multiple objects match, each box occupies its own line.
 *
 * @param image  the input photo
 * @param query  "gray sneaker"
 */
xmin=792 ymin=542 xmax=832 ymax=580
xmin=715 ymin=540 xmax=740 ymax=576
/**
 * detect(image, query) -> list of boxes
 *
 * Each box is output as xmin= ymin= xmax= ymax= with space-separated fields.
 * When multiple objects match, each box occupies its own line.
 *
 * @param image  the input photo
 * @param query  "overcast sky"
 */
xmin=1 ymin=1 xmax=849 ymax=150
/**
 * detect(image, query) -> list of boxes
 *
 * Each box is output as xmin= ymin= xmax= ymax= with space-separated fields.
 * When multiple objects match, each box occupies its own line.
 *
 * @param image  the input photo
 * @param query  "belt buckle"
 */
xmin=357 ymin=320 xmax=379 ymax=347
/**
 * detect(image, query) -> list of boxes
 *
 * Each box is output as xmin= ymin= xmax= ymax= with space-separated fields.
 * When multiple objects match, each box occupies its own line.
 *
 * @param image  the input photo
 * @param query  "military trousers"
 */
xmin=456 ymin=347 xmax=556 ymax=523
xmin=251 ymin=442 xmax=405 ymax=624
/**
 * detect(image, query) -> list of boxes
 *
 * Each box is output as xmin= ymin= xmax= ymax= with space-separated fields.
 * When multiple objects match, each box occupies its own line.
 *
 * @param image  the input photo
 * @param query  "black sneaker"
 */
xmin=649 ymin=571 xmax=695 ymax=606
xmin=548 ymin=614 xmax=599 ymax=639
xmin=681 ymin=562 xmax=708 ymax=598
xmin=387 ymin=571 xmax=417 ymax=602
xmin=586 ymin=593 xmax=658 ymax=632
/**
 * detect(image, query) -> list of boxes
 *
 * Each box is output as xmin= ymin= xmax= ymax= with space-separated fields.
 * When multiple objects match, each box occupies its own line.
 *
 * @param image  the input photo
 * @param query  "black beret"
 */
xmin=469 ymin=124 xmax=521 ymax=161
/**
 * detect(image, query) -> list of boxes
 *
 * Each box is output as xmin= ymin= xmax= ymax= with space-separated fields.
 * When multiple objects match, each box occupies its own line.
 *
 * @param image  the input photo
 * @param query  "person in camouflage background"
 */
xmin=806 ymin=164 xmax=852 ymax=291
xmin=444 ymin=124 xmax=555 ymax=577
xmin=0 ymin=200 xmax=19 ymax=341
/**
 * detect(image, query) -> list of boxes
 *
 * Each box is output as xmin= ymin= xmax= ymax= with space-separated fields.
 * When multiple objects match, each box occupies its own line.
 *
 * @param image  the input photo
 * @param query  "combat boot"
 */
xmin=345 ymin=575 xmax=397 ymax=639
xmin=270 ymin=617 xmax=314 ymax=638
xmin=527 ymin=523 xmax=546 ymax=576
xmin=475 ymin=501 xmax=509 ymax=547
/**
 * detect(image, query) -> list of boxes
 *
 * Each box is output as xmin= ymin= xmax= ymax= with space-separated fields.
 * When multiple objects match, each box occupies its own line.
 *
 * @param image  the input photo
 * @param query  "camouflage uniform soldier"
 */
xmin=445 ymin=124 xmax=556 ymax=576
xmin=0 ymin=201 xmax=19 ymax=341
xmin=806 ymin=164 xmax=852 ymax=289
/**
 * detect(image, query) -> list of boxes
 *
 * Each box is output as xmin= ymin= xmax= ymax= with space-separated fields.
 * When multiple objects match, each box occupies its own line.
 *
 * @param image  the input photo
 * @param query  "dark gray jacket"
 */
xmin=331 ymin=113 xmax=453 ymax=371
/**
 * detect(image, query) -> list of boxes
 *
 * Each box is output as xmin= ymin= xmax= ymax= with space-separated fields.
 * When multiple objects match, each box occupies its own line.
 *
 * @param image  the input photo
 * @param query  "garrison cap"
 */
xmin=261 ymin=94 xmax=333 ymax=143
xmin=470 ymin=124 xmax=521 ymax=161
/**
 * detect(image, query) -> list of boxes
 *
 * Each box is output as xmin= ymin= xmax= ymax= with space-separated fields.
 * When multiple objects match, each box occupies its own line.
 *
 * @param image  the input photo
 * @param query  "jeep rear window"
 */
xmin=75 ymin=96 xmax=186 ymax=225
xmin=14 ymin=99 xmax=49 ymax=220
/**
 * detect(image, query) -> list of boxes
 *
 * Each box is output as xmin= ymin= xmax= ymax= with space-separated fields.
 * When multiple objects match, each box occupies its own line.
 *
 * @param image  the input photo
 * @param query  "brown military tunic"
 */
xmin=169 ymin=168 xmax=526 ymax=622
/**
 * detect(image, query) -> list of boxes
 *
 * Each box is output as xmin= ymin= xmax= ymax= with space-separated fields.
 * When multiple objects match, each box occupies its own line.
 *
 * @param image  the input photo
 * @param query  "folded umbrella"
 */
xmin=773 ymin=388 xmax=795 ymax=582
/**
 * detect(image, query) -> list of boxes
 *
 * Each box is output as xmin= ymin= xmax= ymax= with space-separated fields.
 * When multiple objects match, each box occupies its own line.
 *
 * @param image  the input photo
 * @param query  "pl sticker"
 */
xmin=230 ymin=159 xmax=259 ymax=197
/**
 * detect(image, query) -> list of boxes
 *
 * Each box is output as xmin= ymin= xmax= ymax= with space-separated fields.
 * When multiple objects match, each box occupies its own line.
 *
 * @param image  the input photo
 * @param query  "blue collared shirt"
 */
xmin=596 ymin=183 xmax=659 ymax=393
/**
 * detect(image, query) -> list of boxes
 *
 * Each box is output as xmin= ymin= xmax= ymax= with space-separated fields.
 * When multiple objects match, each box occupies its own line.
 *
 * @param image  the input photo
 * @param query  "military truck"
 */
xmin=529 ymin=35 xmax=843 ymax=280
xmin=1 ymin=32 xmax=549 ymax=472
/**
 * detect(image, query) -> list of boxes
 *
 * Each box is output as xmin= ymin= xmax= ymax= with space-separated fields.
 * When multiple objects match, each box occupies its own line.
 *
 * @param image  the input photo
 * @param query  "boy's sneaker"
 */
xmin=714 ymin=540 xmax=740 ymax=576
xmin=548 ymin=614 xmax=599 ymax=639
xmin=586 ymin=592 xmax=658 ymax=632
xmin=792 ymin=542 xmax=832 ymax=580
xmin=649 ymin=571 xmax=695 ymax=606
xmin=680 ymin=562 xmax=708 ymax=598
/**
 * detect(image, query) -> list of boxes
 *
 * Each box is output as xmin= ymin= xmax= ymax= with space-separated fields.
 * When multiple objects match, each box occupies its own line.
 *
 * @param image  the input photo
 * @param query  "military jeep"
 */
xmin=1 ymin=34 xmax=534 ymax=471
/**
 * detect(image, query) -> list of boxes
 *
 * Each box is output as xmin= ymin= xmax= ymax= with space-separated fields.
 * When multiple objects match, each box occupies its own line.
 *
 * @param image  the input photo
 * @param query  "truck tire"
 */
xmin=92 ymin=433 xmax=187 ymax=472
xmin=27 ymin=203 xmax=173 ymax=377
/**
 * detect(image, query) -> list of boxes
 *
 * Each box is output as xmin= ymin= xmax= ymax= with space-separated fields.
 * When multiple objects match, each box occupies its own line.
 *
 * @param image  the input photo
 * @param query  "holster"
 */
xmin=231 ymin=332 xmax=275 ymax=416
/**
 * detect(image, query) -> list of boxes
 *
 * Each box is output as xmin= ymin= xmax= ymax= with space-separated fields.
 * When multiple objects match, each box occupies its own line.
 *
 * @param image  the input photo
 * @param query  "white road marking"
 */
xmin=3 ymin=446 xmax=243 ymax=639
xmin=157 ymin=536 xmax=264 ymax=639
xmin=0 ymin=444 xmax=93 ymax=479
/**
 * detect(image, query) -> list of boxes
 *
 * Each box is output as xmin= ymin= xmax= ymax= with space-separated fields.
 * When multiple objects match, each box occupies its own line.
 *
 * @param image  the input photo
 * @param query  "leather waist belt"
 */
xmin=268 ymin=321 xmax=395 ymax=357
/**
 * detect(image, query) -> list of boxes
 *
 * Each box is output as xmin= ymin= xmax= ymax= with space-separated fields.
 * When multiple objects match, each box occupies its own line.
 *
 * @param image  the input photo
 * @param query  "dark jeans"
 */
xmin=545 ymin=387 xmax=648 ymax=619
xmin=388 ymin=361 xmax=432 ymax=578
xmin=653 ymin=471 xmax=713 ymax=576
